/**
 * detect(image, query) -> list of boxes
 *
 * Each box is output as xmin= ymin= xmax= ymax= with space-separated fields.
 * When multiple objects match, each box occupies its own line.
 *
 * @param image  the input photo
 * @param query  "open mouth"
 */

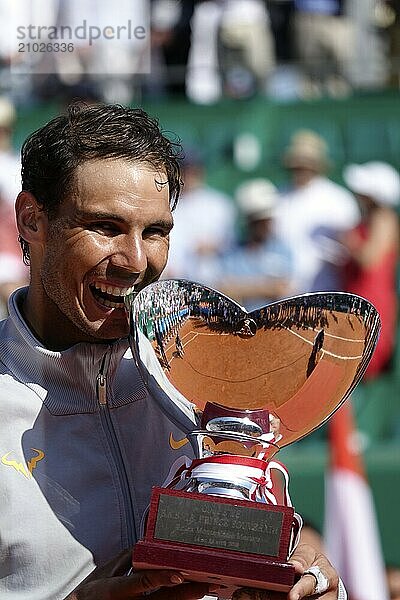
xmin=90 ymin=282 xmax=135 ymax=309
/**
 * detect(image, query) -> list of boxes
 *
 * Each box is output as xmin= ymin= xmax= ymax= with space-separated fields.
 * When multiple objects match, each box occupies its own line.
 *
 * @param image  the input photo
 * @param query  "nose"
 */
xmin=109 ymin=232 xmax=148 ymax=279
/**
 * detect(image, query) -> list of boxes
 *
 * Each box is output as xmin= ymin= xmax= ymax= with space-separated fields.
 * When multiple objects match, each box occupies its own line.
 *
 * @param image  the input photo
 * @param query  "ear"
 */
xmin=15 ymin=191 xmax=48 ymax=245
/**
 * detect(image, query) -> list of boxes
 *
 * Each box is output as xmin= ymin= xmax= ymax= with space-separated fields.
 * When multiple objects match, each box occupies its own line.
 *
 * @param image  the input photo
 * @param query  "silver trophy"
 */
xmin=126 ymin=280 xmax=380 ymax=593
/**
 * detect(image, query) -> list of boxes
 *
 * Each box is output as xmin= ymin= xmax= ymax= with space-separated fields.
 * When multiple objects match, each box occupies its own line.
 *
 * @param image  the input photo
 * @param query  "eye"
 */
xmin=91 ymin=222 xmax=121 ymax=236
xmin=143 ymin=226 xmax=171 ymax=239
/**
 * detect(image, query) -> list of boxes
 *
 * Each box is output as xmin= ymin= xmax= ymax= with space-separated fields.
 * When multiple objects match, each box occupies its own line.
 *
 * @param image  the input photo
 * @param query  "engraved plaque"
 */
xmin=154 ymin=494 xmax=283 ymax=557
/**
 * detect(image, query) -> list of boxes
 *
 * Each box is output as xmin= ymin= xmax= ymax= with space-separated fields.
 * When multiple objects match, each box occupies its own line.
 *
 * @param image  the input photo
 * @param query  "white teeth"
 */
xmin=92 ymin=283 xmax=135 ymax=297
xmin=101 ymin=298 xmax=125 ymax=309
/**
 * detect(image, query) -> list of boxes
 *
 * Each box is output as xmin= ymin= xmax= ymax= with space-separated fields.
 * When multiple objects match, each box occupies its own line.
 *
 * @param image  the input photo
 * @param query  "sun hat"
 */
xmin=283 ymin=129 xmax=331 ymax=171
xmin=343 ymin=161 xmax=400 ymax=206
xmin=235 ymin=178 xmax=278 ymax=220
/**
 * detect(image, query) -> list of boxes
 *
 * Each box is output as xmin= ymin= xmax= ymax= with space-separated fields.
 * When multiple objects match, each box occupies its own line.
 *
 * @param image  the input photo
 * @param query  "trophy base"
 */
xmin=133 ymin=540 xmax=296 ymax=594
xmin=133 ymin=487 xmax=296 ymax=595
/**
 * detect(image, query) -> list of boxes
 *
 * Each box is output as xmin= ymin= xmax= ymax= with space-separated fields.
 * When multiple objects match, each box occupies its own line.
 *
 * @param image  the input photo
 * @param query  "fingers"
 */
xmin=288 ymin=575 xmax=318 ymax=600
xmin=130 ymin=569 xmax=186 ymax=594
xmin=288 ymin=544 xmax=318 ymax=575
xmin=69 ymin=571 xmax=211 ymax=600
xmin=288 ymin=545 xmax=339 ymax=600
xmin=131 ymin=570 xmax=214 ymax=599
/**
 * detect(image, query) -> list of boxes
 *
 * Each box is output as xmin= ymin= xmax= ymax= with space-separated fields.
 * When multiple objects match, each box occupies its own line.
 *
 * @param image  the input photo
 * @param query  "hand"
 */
xmin=288 ymin=544 xmax=339 ymax=599
xmin=65 ymin=550 xmax=213 ymax=600
xmin=232 ymin=544 xmax=340 ymax=600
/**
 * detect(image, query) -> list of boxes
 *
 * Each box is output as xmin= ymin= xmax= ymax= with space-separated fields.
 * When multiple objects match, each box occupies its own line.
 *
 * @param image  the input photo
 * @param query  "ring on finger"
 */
xmin=303 ymin=566 xmax=330 ymax=595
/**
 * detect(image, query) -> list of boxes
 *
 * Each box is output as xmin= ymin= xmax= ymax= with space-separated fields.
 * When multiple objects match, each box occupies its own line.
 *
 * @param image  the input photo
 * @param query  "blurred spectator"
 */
xmin=347 ymin=0 xmax=391 ymax=90
xmin=342 ymin=161 xmax=400 ymax=379
xmin=264 ymin=0 xmax=303 ymax=101
xmin=292 ymin=0 xmax=355 ymax=96
xmin=0 ymin=97 xmax=20 ymax=206
xmin=385 ymin=0 xmax=400 ymax=86
xmin=147 ymin=0 xmax=195 ymax=97
xmin=0 ymin=191 xmax=27 ymax=319
xmin=186 ymin=0 xmax=275 ymax=104
xmin=0 ymin=98 xmax=27 ymax=317
xmin=218 ymin=0 xmax=276 ymax=99
xmin=165 ymin=148 xmax=235 ymax=282
xmin=38 ymin=0 xmax=149 ymax=105
xmin=185 ymin=0 xmax=222 ymax=104
xmin=273 ymin=130 xmax=360 ymax=294
xmin=217 ymin=178 xmax=293 ymax=309
xmin=387 ymin=564 xmax=400 ymax=600
xmin=267 ymin=0 xmax=296 ymax=64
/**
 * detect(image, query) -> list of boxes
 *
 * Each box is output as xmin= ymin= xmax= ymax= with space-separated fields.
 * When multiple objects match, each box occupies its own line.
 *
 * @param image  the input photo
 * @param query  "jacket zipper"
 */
xmin=97 ymin=350 xmax=137 ymax=546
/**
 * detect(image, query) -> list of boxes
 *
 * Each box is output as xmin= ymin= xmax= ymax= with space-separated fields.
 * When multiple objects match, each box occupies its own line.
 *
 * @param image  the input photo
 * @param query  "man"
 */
xmin=273 ymin=129 xmax=359 ymax=294
xmin=216 ymin=178 xmax=293 ymax=310
xmin=292 ymin=0 xmax=354 ymax=96
xmin=165 ymin=146 xmax=235 ymax=282
xmin=0 ymin=103 xmax=343 ymax=600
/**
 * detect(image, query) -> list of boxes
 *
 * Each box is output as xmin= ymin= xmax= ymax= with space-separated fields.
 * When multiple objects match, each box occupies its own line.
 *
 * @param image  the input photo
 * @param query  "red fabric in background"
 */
xmin=344 ymin=224 xmax=398 ymax=379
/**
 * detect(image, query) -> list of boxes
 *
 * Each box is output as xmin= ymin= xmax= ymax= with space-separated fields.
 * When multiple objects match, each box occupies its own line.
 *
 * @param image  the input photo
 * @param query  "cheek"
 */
xmin=148 ymin=239 xmax=169 ymax=273
xmin=62 ymin=233 xmax=110 ymax=271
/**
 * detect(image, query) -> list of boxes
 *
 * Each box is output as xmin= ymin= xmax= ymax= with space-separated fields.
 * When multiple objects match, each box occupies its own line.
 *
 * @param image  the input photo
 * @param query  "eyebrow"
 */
xmin=153 ymin=218 xmax=174 ymax=231
xmin=75 ymin=209 xmax=173 ymax=230
xmin=76 ymin=209 xmax=126 ymax=222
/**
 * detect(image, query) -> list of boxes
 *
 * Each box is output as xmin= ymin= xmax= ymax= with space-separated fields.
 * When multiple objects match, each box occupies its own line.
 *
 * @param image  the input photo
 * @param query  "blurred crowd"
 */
xmin=2 ymin=1 xmax=400 ymax=106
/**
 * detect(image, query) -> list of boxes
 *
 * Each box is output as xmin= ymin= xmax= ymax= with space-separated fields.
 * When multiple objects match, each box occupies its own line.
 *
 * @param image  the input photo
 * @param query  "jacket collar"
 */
xmin=0 ymin=288 xmax=131 ymax=415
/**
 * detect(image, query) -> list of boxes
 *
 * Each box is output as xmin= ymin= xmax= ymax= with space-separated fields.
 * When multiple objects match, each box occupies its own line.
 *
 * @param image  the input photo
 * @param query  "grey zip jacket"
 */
xmin=0 ymin=288 xmax=196 ymax=599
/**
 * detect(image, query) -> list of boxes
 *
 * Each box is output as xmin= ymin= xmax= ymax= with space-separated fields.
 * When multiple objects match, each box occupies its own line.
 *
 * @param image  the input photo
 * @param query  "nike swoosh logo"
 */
xmin=169 ymin=433 xmax=189 ymax=450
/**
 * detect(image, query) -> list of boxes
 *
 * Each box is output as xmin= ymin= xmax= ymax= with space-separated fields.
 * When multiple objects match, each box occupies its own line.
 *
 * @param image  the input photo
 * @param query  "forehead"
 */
xmin=68 ymin=158 xmax=171 ymax=217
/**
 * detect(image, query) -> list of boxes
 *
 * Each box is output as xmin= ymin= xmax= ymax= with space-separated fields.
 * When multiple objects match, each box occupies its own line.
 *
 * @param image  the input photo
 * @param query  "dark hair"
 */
xmin=19 ymin=102 xmax=183 ymax=263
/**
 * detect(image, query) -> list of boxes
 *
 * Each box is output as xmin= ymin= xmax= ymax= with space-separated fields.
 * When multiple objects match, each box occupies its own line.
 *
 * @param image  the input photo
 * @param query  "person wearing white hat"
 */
xmin=342 ymin=161 xmax=400 ymax=378
xmin=343 ymin=161 xmax=400 ymax=208
xmin=273 ymin=130 xmax=360 ymax=295
xmin=216 ymin=178 xmax=294 ymax=310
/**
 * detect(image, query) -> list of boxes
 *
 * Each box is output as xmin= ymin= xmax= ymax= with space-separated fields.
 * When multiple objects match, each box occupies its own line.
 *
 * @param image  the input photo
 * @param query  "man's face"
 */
xmin=37 ymin=158 xmax=173 ymax=345
xmin=289 ymin=166 xmax=317 ymax=188
xmin=247 ymin=217 xmax=271 ymax=244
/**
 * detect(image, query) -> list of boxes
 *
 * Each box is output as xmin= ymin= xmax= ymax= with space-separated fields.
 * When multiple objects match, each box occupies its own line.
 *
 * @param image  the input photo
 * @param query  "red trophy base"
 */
xmin=133 ymin=487 xmax=296 ymax=595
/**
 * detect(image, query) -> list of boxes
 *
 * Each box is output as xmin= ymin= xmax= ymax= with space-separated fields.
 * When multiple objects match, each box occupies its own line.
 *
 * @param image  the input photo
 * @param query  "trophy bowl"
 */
xmin=126 ymin=280 xmax=380 ymax=594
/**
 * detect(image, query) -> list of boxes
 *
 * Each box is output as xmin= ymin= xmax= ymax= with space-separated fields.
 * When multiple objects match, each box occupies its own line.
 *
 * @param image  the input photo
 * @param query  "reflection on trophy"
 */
xmin=126 ymin=280 xmax=380 ymax=594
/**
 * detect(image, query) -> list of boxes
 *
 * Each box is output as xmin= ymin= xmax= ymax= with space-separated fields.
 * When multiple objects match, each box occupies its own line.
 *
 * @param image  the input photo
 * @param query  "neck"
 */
xmin=21 ymin=282 xmax=94 ymax=351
